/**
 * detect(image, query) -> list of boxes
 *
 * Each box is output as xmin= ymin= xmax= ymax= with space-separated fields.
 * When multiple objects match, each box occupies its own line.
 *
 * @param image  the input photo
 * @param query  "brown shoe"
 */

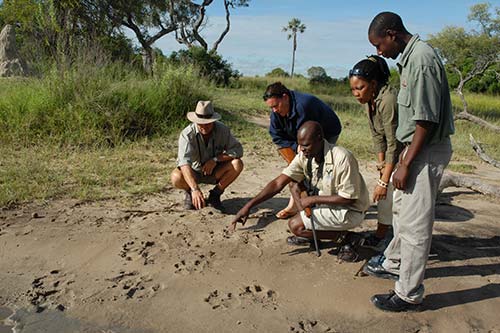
xmin=183 ymin=191 xmax=194 ymax=210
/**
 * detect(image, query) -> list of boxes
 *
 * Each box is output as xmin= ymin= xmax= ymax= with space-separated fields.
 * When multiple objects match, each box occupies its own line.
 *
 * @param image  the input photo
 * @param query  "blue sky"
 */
xmin=149 ymin=0 xmax=498 ymax=77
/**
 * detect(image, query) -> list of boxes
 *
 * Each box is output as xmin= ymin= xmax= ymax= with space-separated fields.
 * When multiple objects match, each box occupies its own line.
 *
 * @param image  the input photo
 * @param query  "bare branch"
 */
xmin=211 ymin=0 xmax=231 ymax=51
xmin=469 ymin=134 xmax=500 ymax=168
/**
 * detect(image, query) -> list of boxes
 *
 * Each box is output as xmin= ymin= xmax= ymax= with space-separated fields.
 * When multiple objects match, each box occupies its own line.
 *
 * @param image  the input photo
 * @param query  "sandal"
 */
xmin=275 ymin=208 xmax=297 ymax=219
xmin=286 ymin=236 xmax=312 ymax=246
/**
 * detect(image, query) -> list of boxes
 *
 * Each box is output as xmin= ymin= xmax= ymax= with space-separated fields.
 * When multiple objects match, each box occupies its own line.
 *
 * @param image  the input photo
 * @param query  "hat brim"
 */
xmin=187 ymin=112 xmax=221 ymax=124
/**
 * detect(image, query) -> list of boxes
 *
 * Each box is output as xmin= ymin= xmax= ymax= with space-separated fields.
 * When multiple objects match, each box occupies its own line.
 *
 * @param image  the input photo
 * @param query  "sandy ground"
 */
xmin=1 ymin=143 xmax=500 ymax=332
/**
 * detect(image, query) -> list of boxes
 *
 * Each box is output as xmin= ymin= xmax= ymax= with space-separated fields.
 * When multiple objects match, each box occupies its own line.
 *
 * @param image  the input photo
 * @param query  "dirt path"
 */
xmin=1 ymin=145 xmax=499 ymax=332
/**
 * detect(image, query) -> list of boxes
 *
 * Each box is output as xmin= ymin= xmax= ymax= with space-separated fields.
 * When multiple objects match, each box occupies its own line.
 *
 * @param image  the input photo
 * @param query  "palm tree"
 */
xmin=283 ymin=18 xmax=306 ymax=78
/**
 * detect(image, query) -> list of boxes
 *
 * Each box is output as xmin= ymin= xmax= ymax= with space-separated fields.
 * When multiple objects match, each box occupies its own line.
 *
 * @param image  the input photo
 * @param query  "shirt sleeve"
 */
xmin=223 ymin=128 xmax=243 ymax=158
xmin=336 ymin=153 xmax=362 ymax=200
xmin=379 ymin=93 xmax=399 ymax=165
xmin=368 ymin=107 xmax=387 ymax=155
xmin=411 ymin=65 xmax=441 ymax=123
xmin=177 ymin=130 xmax=193 ymax=167
xmin=281 ymin=154 xmax=305 ymax=183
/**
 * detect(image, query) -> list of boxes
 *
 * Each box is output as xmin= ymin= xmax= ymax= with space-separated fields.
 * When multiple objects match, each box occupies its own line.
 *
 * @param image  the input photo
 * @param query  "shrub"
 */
xmin=0 ymin=62 xmax=212 ymax=147
xmin=168 ymin=46 xmax=240 ymax=86
xmin=265 ymin=67 xmax=289 ymax=77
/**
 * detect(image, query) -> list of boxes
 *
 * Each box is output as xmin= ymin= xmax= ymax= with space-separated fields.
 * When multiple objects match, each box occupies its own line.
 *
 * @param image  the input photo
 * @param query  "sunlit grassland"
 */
xmin=1 ymin=72 xmax=499 ymax=207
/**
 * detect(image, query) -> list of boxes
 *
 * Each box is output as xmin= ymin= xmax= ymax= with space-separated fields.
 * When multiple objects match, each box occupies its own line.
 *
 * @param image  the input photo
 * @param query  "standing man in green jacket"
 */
xmin=363 ymin=12 xmax=455 ymax=312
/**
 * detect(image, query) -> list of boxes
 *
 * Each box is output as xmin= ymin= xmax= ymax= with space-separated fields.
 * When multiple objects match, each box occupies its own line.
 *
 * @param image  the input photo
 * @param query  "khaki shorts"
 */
xmin=194 ymin=170 xmax=217 ymax=185
xmin=300 ymin=207 xmax=364 ymax=231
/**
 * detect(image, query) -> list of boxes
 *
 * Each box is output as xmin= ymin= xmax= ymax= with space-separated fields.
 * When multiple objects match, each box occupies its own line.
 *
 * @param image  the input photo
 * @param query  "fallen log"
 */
xmin=439 ymin=172 xmax=500 ymax=198
xmin=455 ymin=111 xmax=500 ymax=133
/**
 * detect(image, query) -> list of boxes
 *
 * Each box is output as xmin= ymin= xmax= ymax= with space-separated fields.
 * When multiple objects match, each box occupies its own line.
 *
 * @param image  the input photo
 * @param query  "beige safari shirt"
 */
xmin=282 ymin=140 xmax=370 ymax=213
xmin=396 ymin=34 xmax=455 ymax=144
xmin=177 ymin=122 xmax=243 ymax=172
xmin=364 ymin=84 xmax=402 ymax=165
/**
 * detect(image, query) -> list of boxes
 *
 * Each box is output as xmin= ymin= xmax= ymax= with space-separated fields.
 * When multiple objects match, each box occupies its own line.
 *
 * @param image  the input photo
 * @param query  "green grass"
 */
xmin=0 ymin=63 xmax=212 ymax=147
xmin=1 ymin=70 xmax=499 ymax=207
xmin=451 ymin=92 xmax=500 ymax=123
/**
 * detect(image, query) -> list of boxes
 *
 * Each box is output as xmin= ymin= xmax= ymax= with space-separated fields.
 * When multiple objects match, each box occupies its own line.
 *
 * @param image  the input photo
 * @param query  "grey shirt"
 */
xmin=396 ymin=34 xmax=455 ymax=144
xmin=177 ymin=122 xmax=243 ymax=172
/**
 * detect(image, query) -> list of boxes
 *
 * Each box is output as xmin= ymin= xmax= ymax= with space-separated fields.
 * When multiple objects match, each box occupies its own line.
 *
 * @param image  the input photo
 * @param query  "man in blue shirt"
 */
xmin=263 ymin=82 xmax=342 ymax=219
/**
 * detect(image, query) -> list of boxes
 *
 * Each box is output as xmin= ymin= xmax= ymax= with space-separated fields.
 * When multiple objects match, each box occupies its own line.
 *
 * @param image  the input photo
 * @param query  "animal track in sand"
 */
xmin=104 ymin=270 xmax=162 ymax=301
xmin=289 ymin=319 xmax=333 ymax=333
xmin=173 ymin=251 xmax=216 ymax=274
xmin=119 ymin=239 xmax=156 ymax=265
xmin=204 ymin=284 xmax=278 ymax=310
xmin=25 ymin=269 xmax=75 ymax=312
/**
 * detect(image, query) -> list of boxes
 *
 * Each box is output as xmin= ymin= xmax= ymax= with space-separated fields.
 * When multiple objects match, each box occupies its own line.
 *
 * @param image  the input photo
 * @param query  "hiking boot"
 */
xmin=371 ymin=290 xmax=421 ymax=312
xmin=363 ymin=254 xmax=399 ymax=281
xmin=183 ymin=191 xmax=194 ymax=210
xmin=207 ymin=188 xmax=223 ymax=210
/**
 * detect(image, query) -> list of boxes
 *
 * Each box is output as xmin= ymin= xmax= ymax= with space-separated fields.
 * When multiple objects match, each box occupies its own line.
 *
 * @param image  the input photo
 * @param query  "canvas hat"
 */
xmin=187 ymin=101 xmax=221 ymax=124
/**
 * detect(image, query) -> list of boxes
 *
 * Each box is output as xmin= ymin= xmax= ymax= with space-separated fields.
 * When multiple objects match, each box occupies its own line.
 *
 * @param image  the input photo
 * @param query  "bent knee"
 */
xmin=231 ymin=158 xmax=244 ymax=173
xmin=288 ymin=214 xmax=304 ymax=233
xmin=170 ymin=168 xmax=184 ymax=188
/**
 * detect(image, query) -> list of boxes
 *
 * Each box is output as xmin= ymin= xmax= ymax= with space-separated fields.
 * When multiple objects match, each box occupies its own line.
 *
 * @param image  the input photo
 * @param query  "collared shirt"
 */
xmin=365 ymin=84 xmax=402 ymax=165
xmin=282 ymin=140 xmax=370 ymax=213
xmin=176 ymin=122 xmax=243 ymax=172
xmin=269 ymin=90 xmax=342 ymax=151
xmin=396 ymin=34 xmax=455 ymax=144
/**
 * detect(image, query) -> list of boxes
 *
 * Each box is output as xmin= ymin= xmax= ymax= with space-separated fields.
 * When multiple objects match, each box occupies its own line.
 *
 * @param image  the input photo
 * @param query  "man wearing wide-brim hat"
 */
xmin=171 ymin=101 xmax=244 ymax=210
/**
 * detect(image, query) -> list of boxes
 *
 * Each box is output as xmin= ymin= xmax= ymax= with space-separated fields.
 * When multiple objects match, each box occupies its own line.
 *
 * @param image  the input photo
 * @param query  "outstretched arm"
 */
xmin=230 ymin=174 xmax=293 ymax=231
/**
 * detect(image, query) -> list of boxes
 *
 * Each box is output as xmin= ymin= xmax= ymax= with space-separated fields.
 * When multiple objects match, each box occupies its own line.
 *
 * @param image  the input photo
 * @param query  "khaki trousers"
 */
xmin=377 ymin=182 xmax=393 ymax=225
xmin=382 ymin=139 xmax=452 ymax=304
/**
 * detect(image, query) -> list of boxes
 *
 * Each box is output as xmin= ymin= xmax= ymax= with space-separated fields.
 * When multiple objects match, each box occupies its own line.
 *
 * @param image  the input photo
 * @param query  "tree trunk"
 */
xmin=142 ymin=47 xmax=154 ymax=76
xmin=439 ymin=172 xmax=500 ymax=198
xmin=291 ymin=34 xmax=296 ymax=78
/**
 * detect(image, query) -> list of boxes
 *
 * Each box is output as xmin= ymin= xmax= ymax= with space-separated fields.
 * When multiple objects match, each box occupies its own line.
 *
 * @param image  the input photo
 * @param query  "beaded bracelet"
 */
xmin=377 ymin=179 xmax=389 ymax=188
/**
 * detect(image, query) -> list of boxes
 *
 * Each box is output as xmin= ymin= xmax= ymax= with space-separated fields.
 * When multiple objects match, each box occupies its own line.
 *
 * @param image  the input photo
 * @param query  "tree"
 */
xmin=307 ymin=66 xmax=332 ymax=84
xmin=103 ymin=0 xmax=184 ymax=75
xmin=0 ymin=0 xmax=135 ymax=69
xmin=428 ymin=2 xmax=500 ymax=132
xmin=168 ymin=46 xmax=239 ymax=86
xmin=104 ymin=0 xmax=249 ymax=75
xmin=283 ymin=18 xmax=305 ymax=78
xmin=265 ymin=67 xmax=289 ymax=77
xmin=174 ymin=0 xmax=250 ymax=52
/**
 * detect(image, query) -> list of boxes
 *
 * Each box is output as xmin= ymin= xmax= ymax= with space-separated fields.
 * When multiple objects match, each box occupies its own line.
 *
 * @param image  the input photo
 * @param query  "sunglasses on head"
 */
xmin=348 ymin=68 xmax=370 ymax=78
xmin=262 ymin=92 xmax=283 ymax=101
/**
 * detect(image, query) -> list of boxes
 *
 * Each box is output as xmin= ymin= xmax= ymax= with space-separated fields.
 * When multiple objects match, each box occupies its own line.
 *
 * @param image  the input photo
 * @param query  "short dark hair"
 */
xmin=349 ymin=55 xmax=390 ymax=85
xmin=369 ymin=12 xmax=409 ymax=37
xmin=263 ymin=82 xmax=290 ymax=101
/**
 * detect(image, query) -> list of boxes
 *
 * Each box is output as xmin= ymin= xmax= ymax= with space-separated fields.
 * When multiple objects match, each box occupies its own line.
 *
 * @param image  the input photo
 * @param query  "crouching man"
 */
xmin=171 ymin=101 xmax=244 ymax=211
xmin=230 ymin=121 xmax=369 ymax=247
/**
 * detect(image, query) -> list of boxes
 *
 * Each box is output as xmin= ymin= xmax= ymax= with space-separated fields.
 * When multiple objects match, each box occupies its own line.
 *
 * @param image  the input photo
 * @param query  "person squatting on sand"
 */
xmin=363 ymin=12 xmax=455 ymax=312
xmin=349 ymin=55 xmax=402 ymax=252
xmin=230 ymin=121 xmax=369 ymax=254
xmin=263 ymin=82 xmax=342 ymax=220
xmin=171 ymin=101 xmax=244 ymax=211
